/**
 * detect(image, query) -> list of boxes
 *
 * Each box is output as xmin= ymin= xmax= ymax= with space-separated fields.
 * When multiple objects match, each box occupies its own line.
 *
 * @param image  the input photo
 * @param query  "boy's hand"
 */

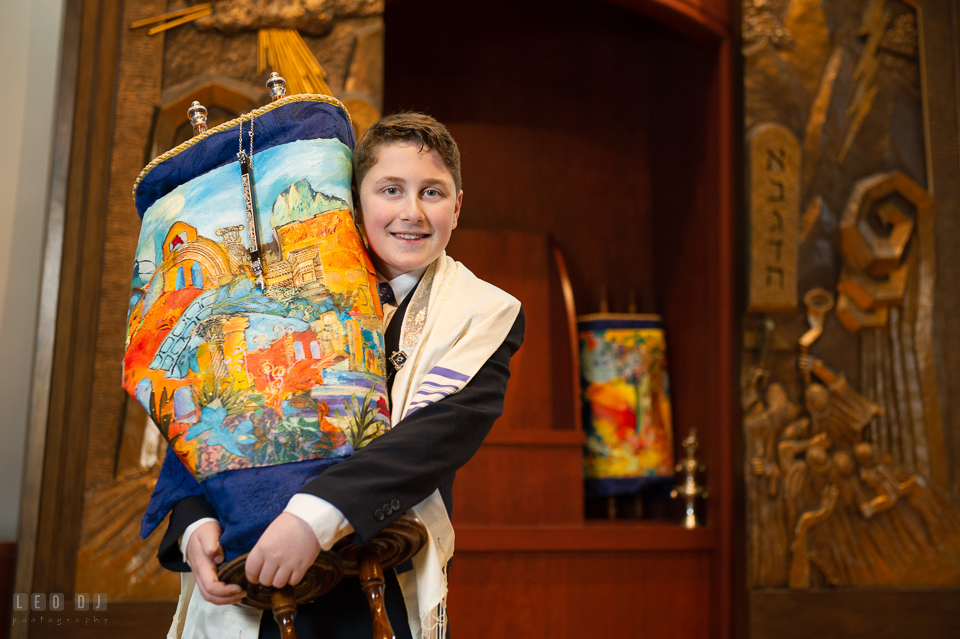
xmin=185 ymin=521 xmax=244 ymax=605
xmin=246 ymin=513 xmax=321 ymax=588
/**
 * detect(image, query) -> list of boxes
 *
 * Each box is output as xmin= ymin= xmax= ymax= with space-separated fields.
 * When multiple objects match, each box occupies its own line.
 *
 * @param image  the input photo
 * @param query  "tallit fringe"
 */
xmin=420 ymin=565 xmax=449 ymax=639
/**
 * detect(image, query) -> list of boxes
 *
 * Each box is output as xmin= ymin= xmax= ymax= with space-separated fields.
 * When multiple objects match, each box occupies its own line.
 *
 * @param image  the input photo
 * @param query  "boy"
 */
xmin=157 ymin=112 xmax=524 ymax=639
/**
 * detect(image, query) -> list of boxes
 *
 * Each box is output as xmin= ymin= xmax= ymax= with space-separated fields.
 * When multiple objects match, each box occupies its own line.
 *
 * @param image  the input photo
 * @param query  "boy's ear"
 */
xmin=452 ymin=190 xmax=463 ymax=229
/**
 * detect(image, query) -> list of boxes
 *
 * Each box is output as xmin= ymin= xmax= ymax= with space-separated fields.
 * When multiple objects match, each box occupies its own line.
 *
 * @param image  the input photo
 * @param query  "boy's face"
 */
xmin=358 ymin=142 xmax=462 ymax=280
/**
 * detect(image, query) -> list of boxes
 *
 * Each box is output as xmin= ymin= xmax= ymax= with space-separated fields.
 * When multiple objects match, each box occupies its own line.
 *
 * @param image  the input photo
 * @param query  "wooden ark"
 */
xmin=12 ymin=0 xmax=737 ymax=638
xmin=387 ymin=0 xmax=737 ymax=637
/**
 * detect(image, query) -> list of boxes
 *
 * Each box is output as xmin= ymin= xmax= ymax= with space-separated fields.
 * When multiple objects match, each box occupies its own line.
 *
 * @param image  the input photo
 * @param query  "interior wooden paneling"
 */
xmin=385 ymin=0 xmax=730 ymax=519
xmin=447 ymin=551 xmax=713 ymax=638
xmin=447 ymin=230 xmax=582 ymax=431
xmin=26 ymin=602 xmax=176 ymax=639
xmin=386 ymin=1 xmax=735 ymax=637
xmin=605 ymin=0 xmax=729 ymax=43
xmin=445 ymin=229 xmax=585 ymax=524
xmin=30 ymin=0 xmax=126 ymax=600
xmin=385 ymin=0 xmax=657 ymax=314
xmin=750 ymin=590 xmax=960 ymax=639
xmin=446 ymin=230 xmax=556 ymax=431
xmin=456 ymin=523 xmax=716 ymax=551
xmin=1 ymin=543 xmax=15 ymax=639
xmin=647 ymin=35 xmax=726 ymax=517
xmin=452 ymin=438 xmax=584 ymax=525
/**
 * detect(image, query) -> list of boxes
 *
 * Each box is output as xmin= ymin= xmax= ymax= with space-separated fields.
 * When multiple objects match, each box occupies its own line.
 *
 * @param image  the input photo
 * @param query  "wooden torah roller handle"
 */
xmin=334 ymin=515 xmax=429 ymax=639
xmin=217 ymin=550 xmax=344 ymax=639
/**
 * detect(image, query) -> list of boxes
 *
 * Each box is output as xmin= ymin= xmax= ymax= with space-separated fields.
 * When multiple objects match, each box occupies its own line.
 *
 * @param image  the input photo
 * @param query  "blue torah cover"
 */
xmin=128 ymin=96 xmax=390 ymax=557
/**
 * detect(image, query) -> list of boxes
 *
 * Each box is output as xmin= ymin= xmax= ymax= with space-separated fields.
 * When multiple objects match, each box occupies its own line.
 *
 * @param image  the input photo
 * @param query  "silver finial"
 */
xmin=266 ymin=72 xmax=287 ymax=101
xmin=188 ymin=101 xmax=208 ymax=136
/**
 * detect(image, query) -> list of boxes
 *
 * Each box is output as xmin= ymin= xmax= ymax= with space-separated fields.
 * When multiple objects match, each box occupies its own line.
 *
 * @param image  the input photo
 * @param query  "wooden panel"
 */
xmin=446 ymin=230 xmax=557 ymax=431
xmin=645 ymin=26 xmax=733 ymax=543
xmin=1 ymin=543 xmax=15 ymax=639
xmin=385 ymin=2 xmax=732 ymax=489
xmin=26 ymin=602 xmax=176 ymax=639
xmin=386 ymin=4 xmax=735 ymax=636
xmin=447 ymin=551 xmax=712 ymax=638
xmin=750 ymin=590 xmax=960 ymax=639
xmin=482 ymin=430 xmax=584 ymax=446
xmin=453 ymin=440 xmax=583 ymax=525
xmin=85 ymin=0 xmax=168 ymax=490
xmin=447 ymin=229 xmax=581 ymax=432
xmin=384 ymin=0 xmax=731 ymax=41
xmin=386 ymin=0 xmax=657 ymax=316
xmin=549 ymin=244 xmax=582 ymax=432
xmin=28 ymin=0 xmax=126 ymax=602
xmin=456 ymin=523 xmax=716 ymax=552
xmin=606 ymin=0 xmax=729 ymax=42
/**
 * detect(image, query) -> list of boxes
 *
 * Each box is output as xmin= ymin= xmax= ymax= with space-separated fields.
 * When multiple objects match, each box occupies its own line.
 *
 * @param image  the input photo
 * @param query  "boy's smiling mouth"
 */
xmin=392 ymin=232 xmax=429 ymax=240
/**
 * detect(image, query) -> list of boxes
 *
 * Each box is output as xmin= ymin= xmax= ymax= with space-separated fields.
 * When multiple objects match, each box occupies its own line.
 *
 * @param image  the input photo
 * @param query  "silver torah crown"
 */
xmin=188 ymin=100 xmax=208 ymax=136
xmin=267 ymin=72 xmax=287 ymax=101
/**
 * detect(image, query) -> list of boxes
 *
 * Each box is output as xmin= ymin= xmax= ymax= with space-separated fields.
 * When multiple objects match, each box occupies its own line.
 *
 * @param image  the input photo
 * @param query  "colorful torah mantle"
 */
xmin=128 ymin=95 xmax=390 ymax=558
xmin=578 ymin=313 xmax=675 ymax=497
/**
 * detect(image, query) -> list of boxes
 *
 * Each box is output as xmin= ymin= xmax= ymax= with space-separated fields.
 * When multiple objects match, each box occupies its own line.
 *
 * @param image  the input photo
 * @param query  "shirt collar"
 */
xmin=380 ymin=267 xmax=427 ymax=306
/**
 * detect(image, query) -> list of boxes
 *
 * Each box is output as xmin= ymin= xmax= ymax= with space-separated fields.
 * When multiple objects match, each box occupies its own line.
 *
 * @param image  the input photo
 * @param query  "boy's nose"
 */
xmin=399 ymin=198 xmax=426 ymax=222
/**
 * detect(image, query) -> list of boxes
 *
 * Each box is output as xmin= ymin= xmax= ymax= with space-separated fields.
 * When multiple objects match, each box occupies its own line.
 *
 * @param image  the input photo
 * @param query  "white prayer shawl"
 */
xmin=168 ymin=254 xmax=521 ymax=639
xmin=391 ymin=255 xmax=521 ymax=639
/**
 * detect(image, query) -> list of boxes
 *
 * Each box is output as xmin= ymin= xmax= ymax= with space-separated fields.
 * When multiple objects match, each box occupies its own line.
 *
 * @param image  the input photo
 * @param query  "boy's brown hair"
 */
xmin=353 ymin=112 xmax=462 ymax=193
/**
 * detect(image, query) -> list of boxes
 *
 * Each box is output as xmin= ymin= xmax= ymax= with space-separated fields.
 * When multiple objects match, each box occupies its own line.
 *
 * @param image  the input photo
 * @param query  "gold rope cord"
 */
xmin=258 ymin=28 xmax=333 ymax=97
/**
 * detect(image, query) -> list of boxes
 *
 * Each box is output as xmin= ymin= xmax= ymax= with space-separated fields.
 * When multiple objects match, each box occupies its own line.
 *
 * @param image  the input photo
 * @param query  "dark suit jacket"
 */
xmin=157 ymin=306 xmax=525 ymax=570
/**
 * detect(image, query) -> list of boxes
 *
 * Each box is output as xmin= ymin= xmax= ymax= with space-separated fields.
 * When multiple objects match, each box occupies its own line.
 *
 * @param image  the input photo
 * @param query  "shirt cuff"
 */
xmin=180 ymin=517 xmax=219 ymax=561
xmin=285 ymin=494 xmax=355 ymax=551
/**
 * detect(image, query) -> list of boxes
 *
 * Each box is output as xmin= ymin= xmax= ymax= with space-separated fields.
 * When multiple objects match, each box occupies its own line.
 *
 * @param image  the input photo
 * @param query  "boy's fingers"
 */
xmin=271 ymin=566 xmax=292 ymax=589
xmin=198 ymin=584 xmax=243 ymax=605
xmin=288 ymin=567 xmax=305 ymax=587
xmin=245 ymin=551 xmax=264 ymax=584
xmin=258 ymin=562 xmax=278 ymax=589
xmin=195 ymin=561 xmax=243 ymax=605
xmin=201 ymin=536 xmax=222 ymax=557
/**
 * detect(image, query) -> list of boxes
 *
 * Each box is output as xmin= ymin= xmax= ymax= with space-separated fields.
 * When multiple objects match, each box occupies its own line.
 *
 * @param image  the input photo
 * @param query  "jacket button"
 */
xmin=383 ymin=503 xmax=393 ymax=515
xmin=374 ymin=509 xmax=385 ymax=521
xmin=390 ymin=499 xmax=400 ymax=511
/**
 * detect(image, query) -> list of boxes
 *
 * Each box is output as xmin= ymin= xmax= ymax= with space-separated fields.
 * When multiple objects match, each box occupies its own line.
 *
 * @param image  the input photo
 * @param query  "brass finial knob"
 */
xmin=670 ymin=429 xmax=708 ymax=529
xmin=188 ymin=101 xmax=208 ymax=136
xmin=266 ymin=72 xmax=287 ymax=101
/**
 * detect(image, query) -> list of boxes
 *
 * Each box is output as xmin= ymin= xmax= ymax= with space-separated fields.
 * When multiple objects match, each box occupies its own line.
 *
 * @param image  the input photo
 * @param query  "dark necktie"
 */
xmin=384 ymin=286 xmax=416 ymax=398
xmin=378 ymin=282 xmax=397 ymax=306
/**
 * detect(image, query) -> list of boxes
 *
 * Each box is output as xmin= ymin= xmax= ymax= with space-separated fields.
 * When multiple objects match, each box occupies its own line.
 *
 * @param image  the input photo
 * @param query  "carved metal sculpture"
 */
xmin=835 ymin=172 xmax=931 ymax=333
xmin=742 ymin=0 xmax=960 ymax=614
xmin=742 ymin=287 xmax=960 ymax=588
xmin=748 ymin=124 xmax=800 ymax=313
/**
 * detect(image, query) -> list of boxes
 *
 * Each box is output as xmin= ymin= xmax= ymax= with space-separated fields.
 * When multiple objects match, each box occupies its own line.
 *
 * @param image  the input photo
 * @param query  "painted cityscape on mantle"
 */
xmin=123 ymin=138 xmax=389 ymax=481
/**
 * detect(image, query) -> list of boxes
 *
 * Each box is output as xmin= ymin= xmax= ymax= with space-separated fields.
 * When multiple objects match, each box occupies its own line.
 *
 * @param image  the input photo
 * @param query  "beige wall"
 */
xmin=0 ymin=0 xmax=65 ymax=541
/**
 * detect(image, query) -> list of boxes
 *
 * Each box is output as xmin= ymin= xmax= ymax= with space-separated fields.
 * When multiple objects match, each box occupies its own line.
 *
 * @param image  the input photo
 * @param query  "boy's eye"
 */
xmin=383 ymin=187 xmax=400 ymax=196
xmin=424 ymin=188 xmax=440 ymax=197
